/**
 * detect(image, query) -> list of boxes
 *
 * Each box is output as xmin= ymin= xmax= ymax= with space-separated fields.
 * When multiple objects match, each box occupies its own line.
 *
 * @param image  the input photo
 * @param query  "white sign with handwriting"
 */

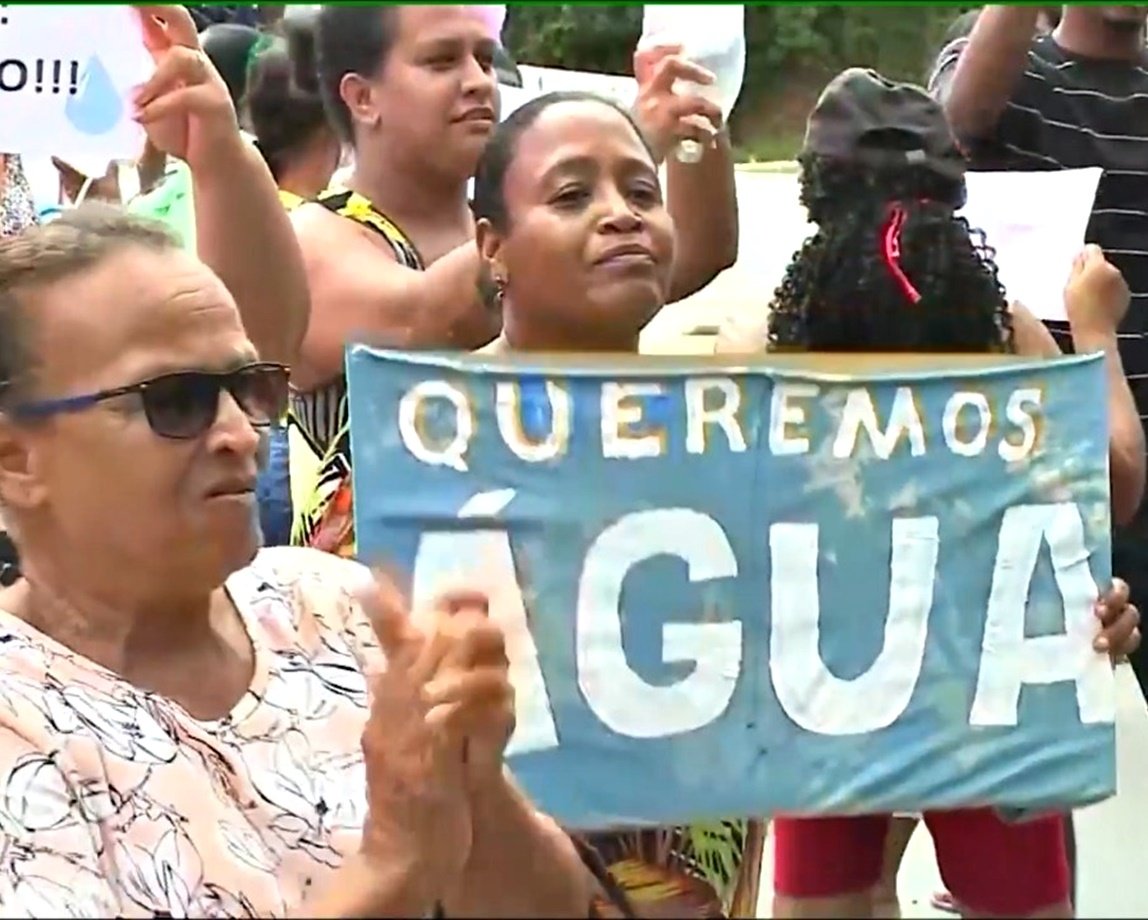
xmin=0 ymin=4 xmax=154 ymax=161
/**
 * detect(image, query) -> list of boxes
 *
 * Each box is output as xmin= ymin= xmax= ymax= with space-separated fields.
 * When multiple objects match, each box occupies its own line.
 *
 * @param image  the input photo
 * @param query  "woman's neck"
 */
xmin=348 ymin=155 xmax=472 ymax=231
xmin=9 ymin=554 xmax=223 ymax=674
xmin=501 ymin=314 xmax=641 ymax=355
xmin=277 ymin=163 xmax=330 ymax=203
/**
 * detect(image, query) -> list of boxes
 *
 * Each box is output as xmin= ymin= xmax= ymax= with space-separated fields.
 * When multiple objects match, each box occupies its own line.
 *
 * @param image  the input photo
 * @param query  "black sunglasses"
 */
xmin=9 ymin=363 xmax=290 ymax=441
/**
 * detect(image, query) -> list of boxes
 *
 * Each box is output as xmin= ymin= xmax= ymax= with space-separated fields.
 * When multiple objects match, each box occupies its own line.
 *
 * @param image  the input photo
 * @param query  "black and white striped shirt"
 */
xmin=932 ymin=35 xmax=1148 ymax=589
xmin=931 ymin=35 xmax=1148 ymax=421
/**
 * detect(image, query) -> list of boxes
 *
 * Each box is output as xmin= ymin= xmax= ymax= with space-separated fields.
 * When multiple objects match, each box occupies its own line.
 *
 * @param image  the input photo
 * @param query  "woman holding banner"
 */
xmin=467 ymin=88 xmax=759 ymax=917
xmin=716 ymin=67 xmax=1142 ymax=920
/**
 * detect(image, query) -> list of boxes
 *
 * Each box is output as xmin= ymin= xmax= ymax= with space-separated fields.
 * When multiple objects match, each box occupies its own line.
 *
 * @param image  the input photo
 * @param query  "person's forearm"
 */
xmin=665 ymin=129 xmax=738 ymax=303
xmin=943 ymin=5 xmax=1039 ymax=139
xmin=1073 ymin=327 xmax=1146 ymax=524
xmin=404 ymin=243 xmax=497 ymax=349
xmin=295 ymin=852 xmax=438 ymax=919
xmin=193 ymin=136 xmax=310 ymax=366
xmin=443 ymin=774 xmax=595 ymax=918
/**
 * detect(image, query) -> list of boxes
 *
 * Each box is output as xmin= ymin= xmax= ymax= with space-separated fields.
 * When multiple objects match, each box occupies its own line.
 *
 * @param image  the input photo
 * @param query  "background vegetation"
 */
xmin=504 ymin=5 xmax=977 ymax=161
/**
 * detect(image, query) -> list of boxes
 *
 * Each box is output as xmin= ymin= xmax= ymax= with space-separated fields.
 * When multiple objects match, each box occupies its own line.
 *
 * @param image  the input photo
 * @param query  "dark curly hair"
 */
xmin=767 ymin=154 xmax=1014 ymax=354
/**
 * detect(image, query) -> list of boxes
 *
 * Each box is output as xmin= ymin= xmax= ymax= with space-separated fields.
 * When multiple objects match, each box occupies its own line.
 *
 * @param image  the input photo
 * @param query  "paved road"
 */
xmin=646 ymin=169 xmax=1148 ymax=918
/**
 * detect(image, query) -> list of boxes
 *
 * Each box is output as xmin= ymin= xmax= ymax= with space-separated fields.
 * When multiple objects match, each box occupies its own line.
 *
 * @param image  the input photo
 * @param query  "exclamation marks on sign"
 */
xmin=0 ymin=5 xmax=8 ymax=26
xmin=30 ymin=60 xmax=79 ymax=94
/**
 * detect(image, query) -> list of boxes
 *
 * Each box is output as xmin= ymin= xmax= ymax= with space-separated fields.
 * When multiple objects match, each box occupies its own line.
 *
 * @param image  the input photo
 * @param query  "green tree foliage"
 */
xmin=504 ymin=4 xmax=978 ymax=142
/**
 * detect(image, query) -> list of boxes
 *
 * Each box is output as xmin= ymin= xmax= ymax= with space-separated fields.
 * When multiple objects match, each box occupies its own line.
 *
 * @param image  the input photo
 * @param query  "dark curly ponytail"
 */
xmin=768 ymin=154 xmax=1013 ymax=355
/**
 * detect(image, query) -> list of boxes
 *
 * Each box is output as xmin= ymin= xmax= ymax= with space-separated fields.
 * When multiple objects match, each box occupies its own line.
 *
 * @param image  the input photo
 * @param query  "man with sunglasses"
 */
xmin=0 ymin=204 xmax=630 ymax=918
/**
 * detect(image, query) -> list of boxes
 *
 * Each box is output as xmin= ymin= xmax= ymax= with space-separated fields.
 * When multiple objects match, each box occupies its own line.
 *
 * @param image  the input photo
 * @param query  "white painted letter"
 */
xmin=685 ymin=377 xmax=746 ymax=454
xmin=832 ymin=386 xmax=926 ymax=460
xmin=769 ymin=383 xmax=819 ymax=456
xmin=576 ymin=509 xmax=742 ymax=738
xmin=942 ymin=391 xmax=991 ymax=457
xmin=601 ymin=382 xmax=667 ymax=459
xmin=998 ymin=388 xmax=1043 ymax=463
xmin=770 ymin=517 xmax=939 ymax=734
xmin=970 ymin=503 xmax=1115 ymax=727
xmin=397 ymin=380 xmax=473 ymax=472
xmin=410 ymin=490 xmax=559 ymax=755
xmin=495 ymin=380 xmax=572 ymax=463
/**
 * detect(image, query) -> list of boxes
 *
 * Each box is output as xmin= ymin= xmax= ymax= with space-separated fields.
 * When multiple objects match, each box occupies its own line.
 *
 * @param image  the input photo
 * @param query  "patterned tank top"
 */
xmin=288 ymin=189 xmax=423 ymax=558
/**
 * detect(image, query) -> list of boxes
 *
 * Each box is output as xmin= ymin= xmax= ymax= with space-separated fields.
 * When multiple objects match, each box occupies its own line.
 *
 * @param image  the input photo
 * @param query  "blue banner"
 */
xmin=347 ymin=348 xmax=1117 ymax=829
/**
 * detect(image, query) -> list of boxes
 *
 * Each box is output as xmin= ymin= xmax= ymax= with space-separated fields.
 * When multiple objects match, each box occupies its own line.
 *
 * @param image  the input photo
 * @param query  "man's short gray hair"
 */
xmin=0 ymin=204 xmax=179 ymax=405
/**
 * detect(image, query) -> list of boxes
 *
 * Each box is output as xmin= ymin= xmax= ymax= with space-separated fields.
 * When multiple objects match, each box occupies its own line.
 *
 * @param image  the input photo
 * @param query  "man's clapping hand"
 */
xmin=351 ymin=574 xmax=516 ymax=912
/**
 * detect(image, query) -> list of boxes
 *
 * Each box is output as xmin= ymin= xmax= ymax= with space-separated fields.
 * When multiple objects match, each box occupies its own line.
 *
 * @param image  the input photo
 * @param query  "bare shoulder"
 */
xmin=1009 ymin=301 xmax=1061 ymax=358
xmin=290 ymin=202 xmax=400 ymax=268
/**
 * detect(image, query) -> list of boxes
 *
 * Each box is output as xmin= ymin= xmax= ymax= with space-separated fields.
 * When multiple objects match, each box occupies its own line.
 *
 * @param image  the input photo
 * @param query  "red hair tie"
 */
xmin=881 ymin=203 xmax=922 ymax=305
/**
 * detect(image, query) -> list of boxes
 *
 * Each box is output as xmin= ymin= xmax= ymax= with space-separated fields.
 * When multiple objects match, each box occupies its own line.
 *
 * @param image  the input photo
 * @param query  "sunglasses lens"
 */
xmin=230 ymin=365 xmax=289 ymax=425
xmin=142 ymin=373 xmax=221 ymax=439
xmin=139 ymin=366 xmax=289 ymax=439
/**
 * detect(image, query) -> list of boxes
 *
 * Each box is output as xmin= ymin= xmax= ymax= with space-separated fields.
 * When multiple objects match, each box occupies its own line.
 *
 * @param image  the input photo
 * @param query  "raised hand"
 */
xmin=632 ymin=44 xmax=723 ymax=164
xmin=132 ymin=5 xmax=240 ymax=169
xmin=1064 ymin=243 xmax=1130 ymax=338
xmin=427 ymin=589 xmax=516 ymax=790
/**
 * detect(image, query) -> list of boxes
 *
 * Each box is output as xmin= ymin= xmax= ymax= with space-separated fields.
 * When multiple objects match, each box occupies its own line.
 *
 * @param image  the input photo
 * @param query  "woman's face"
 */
xmin=354 ymin=5 xmax=499 ymax=180
xmin=479 ymin=101 xmax=677 ymax=350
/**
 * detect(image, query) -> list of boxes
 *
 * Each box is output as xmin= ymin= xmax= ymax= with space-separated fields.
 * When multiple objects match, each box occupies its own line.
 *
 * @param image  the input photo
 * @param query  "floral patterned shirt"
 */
xmin=0 ymin=547 xmax=387 ymax=917
xmin=0 ymin=155 xmax=38 ymax=239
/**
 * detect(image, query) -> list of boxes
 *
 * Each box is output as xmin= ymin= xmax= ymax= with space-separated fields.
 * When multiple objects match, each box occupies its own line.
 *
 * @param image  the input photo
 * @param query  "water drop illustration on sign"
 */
xmin=65 ymin=56 xmax=121 ymax=135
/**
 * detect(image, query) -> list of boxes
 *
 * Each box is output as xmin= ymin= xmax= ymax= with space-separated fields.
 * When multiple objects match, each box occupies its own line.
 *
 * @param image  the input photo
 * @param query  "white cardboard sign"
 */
xmin=959 ymin=168 xmax=1103 ymax=323
xmin=0 ymin=4 xmax=155 ymax=162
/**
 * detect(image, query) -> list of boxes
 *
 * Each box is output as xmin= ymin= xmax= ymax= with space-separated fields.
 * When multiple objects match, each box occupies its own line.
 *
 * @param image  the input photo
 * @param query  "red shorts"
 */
xmin=773 ymin=808 xmax=1069 ymax=916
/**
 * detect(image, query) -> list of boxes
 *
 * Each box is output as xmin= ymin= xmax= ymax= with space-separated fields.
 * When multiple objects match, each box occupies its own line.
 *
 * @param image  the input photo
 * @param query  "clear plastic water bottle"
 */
xmin=639 ymin=5 xmax=746 ymax=164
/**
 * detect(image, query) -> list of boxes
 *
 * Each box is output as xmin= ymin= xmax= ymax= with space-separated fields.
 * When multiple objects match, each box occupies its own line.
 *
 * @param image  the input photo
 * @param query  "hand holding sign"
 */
xmin=1065 ymin=244 xmax=1130 ymax=339
xmin=632 ymin=45 xmax=721 ymax=163
xmin=1094 ymin=578 xmax=1141 ymax=657
xmin=133 ymin=5 xmax=241 ymax=171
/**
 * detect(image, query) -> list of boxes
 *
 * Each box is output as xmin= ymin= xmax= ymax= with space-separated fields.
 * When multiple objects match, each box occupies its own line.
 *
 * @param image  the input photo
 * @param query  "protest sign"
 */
xmin=0 ymin=5 xmax=153 ymax=161
xmin=348 ymin=348 xmax=1116 ymax=829
xmin=960 ymin=168 xmax=1103 ymax=323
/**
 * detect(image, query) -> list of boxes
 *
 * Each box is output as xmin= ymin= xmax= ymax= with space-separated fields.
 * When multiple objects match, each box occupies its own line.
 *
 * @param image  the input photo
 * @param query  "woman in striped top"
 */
xmin=245 ymin=10 xmax=341 ymax=548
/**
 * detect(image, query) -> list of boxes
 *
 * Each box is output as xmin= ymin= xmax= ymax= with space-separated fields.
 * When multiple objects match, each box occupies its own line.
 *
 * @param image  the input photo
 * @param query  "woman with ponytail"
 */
xmin=717 ymin=67 xmax=1143 ymax=919
xmin=246 ymin=7 xmax=341 ymax=211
